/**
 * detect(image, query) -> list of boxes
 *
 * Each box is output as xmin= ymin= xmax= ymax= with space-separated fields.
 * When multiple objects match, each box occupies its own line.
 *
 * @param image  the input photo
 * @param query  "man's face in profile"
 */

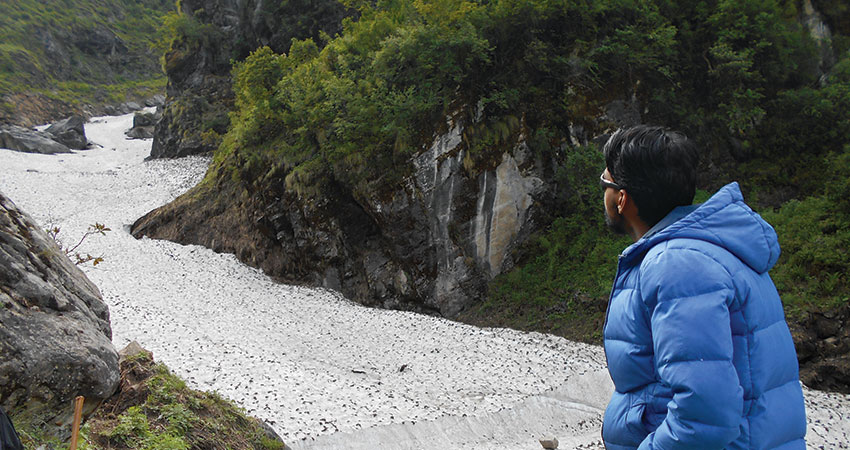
xmin=601 ymin=169 xmax=626 ymax=235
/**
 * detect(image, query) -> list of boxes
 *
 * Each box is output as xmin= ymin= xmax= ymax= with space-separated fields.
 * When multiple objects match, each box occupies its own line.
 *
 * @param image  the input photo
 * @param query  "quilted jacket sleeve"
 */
xmin=637 ymin=246 xmax=744 ymax=450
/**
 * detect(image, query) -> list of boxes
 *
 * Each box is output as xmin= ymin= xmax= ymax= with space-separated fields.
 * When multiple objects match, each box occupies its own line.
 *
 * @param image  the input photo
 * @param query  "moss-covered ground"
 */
xmin=14 ymin=351 xmax=286 ymax=450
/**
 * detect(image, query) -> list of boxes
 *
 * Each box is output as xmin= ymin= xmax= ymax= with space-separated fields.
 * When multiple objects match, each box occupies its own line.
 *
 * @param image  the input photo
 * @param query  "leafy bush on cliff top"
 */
xmin=218 ymin=0 xmax=836 ymax=196
xmin=219 ymin=0 xmax=690 ymax=196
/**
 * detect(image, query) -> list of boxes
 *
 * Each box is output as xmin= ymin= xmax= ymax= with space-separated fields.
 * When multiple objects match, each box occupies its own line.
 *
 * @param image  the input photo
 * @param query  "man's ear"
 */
xmin=617 ymin=189 xmax=627 ymax=214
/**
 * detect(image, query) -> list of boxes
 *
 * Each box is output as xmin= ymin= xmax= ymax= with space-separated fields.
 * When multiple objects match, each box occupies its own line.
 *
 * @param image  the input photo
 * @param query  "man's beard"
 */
xmin=605 ymin=208 xmax=627 ymax=235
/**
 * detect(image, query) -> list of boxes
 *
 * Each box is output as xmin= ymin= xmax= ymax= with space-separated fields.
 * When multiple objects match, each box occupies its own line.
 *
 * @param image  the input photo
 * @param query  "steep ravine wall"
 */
xmin=132 ymin=121 xmax=551 ymax=317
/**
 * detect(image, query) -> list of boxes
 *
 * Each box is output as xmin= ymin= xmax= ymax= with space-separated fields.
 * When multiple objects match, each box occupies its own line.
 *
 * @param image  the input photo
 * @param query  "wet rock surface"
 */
xmin=0 ymin=191 xmax=119 ymax=438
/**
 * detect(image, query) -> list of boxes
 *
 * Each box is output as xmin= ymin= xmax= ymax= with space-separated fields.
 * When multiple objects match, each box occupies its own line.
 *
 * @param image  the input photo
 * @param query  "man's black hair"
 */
xmin=603 ymin=125 xmax=699 ymax=227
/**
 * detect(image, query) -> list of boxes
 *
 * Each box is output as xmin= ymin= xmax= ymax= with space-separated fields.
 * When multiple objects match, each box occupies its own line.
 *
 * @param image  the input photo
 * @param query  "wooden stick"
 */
xmin=69 ymin=396 xmax=84 ymax=450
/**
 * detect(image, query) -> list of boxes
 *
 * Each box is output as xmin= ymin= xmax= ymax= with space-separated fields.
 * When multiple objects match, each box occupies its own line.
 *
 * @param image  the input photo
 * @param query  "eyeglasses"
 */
xmin=599 ymin=172 xmax=622 ymax=191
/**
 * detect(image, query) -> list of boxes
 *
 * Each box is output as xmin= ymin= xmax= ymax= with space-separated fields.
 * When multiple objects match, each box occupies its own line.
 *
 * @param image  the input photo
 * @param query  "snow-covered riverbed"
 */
xmin=1 ymin=112 xmax=848 ymax=449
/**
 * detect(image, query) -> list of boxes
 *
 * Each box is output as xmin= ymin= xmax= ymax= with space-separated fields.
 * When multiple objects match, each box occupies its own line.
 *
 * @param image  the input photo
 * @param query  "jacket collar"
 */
xmin=641 ymin=204 xmax=700 ymax=241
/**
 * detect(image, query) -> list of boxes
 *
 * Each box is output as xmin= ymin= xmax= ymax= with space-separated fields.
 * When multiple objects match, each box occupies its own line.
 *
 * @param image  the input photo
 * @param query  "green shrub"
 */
xmin=108 ymin=406 xmax=151 ymax=447
xmin=147 ymin=364 xmax=188 ymax=405
xmin=761 ymin=146 xmax=850 ymax=317
xmin=143 ymin=432 xmax=190 ymax=450
xmin=159 ymin=403 xmax=198 ymax=434
xmin=155 ymin=10 xmax=222 ymax=66
xmin=764 ymin=195 xmax=850 ymax=316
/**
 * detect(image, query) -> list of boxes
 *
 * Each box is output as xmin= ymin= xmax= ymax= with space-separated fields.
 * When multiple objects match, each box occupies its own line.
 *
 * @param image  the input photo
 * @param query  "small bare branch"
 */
xmin=45 ymin=223 xmax=110 ymax=266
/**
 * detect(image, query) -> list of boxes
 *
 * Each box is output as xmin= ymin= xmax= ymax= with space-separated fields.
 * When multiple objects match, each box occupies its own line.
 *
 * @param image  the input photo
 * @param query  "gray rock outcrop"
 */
xmin=0 ymin=191 xmax=119 ymax=437
xmin=71 ymin=26 xmax=127 ymax=58
xmin=0 ymin=125 xmax=71 ymax=154
xmin=45 ymin=115 xmax=88 ymax=150
xmin=802 ymin=0 xmax=836 ymax=74
xmin=144 ymin=95 xmax=166 ymax=108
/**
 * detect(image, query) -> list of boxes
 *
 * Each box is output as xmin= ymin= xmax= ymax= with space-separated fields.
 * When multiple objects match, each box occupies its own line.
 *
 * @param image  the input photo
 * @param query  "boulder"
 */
xmin=0 ymin=191 xmax=119 ymax=438
xmin=539 ymin=437 xmax=559 ymax=449
xmin=122 ymin=101 xmax=142 ymax=113
xmin=0 ymin=125 xmax=71 ymax=154
xmin=45 ymin=115 xmax=88 ymax=150
xmin=101 ymin=105 xmax=119 ymax=116
xmin=144 ymin=94 xmax=166 ymax=108
xmin=125 ymin=110 xmax=161 ymax=140
xmin=118 ymin=341 xmax=152 ymax=362
xmin=133 ymin=111 xmax=159 ymax=128
xmin=114 ymin=102 xmax=144 ymax=115
xmin=125 ymin=127 xmax=155 ymax=139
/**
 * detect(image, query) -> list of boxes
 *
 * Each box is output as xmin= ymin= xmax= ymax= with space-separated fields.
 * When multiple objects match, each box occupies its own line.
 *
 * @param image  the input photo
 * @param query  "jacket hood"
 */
xmin=622 ymin=182 xmax=781 ymax=274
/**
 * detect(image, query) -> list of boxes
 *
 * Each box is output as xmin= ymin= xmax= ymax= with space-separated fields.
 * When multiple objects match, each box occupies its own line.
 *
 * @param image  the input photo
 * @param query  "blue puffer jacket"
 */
xmin=602 ymin=182 xmax=806 ymax=449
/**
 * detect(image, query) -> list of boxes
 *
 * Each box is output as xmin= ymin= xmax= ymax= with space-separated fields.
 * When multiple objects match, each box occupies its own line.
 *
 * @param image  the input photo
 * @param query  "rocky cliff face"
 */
xmin=0 ymin=192 xmax=119 ymax=437
xmin=151 ymin=0 xmax=352 ymax=159
xmin=368 ymin=123 xmax=547 ymax=315
xmin=35 ymin=24 xmax=137 ymax=83
xmin=802 ymin=0 xmax=837 ymax=74
xmin=133 ymin=119 xmax=556 ymax=316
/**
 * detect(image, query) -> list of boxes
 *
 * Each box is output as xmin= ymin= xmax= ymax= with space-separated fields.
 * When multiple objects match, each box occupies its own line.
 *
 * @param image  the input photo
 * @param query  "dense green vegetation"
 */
xmin=0 ymin=0 xmax=172 ymax=122
xmin=14 ymin=352 xmax=283 ymax=450
xmin=217 ymin=0 xmax=849 ymax=342
xmin=763 ymin=145 xmax=850 ymax=320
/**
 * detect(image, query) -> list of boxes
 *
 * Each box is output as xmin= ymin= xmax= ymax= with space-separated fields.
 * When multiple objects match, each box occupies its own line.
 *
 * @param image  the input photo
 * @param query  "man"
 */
xmin=599 ymin=126 xmax=806 ymax=449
